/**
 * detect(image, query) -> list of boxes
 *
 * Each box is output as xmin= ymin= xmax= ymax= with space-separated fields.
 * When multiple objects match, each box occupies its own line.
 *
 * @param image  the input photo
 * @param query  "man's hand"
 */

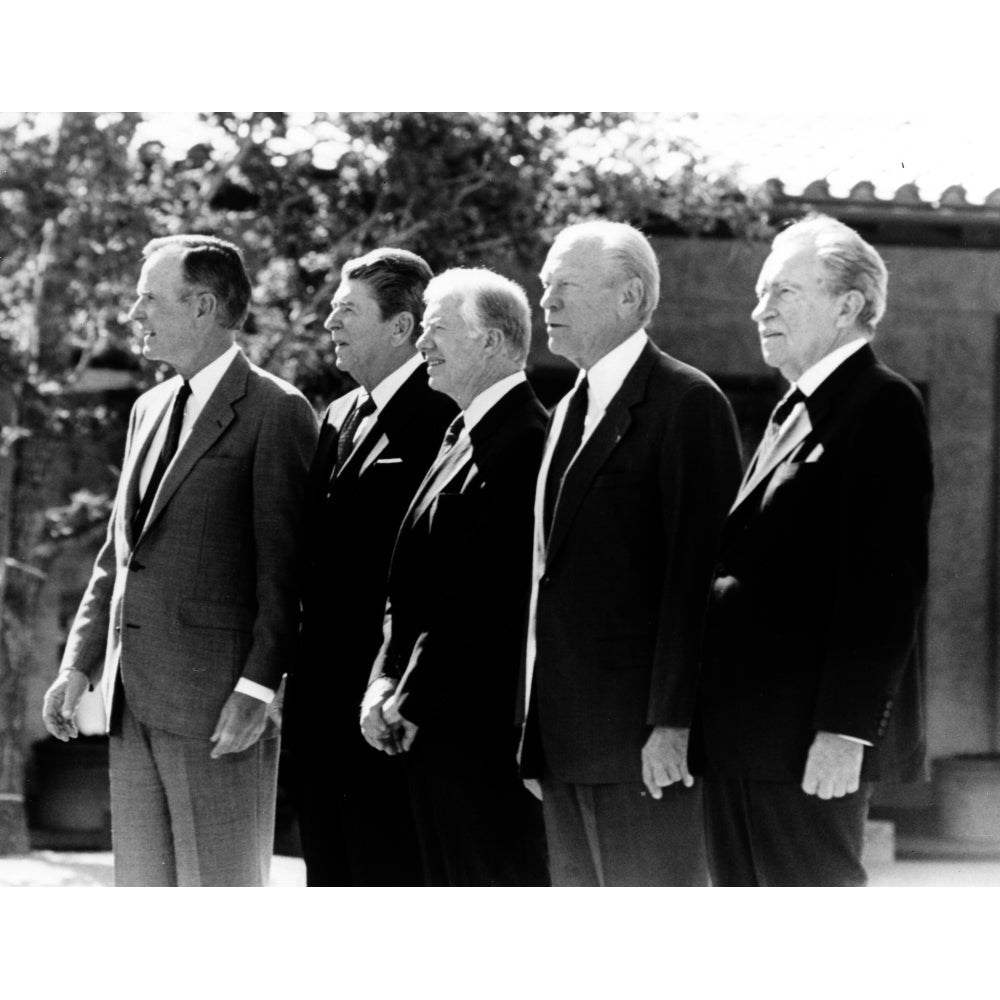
xmin=641 ymin=725 xmax=694 ymax=798
xmin=42 ymin=670 xmax=90 ymax=741
xmin=802 ymin=731 xmax=864 ymax=798
xmin=383 ymin=690 xmax=418 ymax=753
xmin=210 ymin=691 xmax=268 ymax=759
xmin=360 ymin=676 xmax=402 ymax=753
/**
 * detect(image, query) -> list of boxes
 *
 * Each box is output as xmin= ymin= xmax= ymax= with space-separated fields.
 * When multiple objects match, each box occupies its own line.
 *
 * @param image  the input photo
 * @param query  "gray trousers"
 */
xmin=540 ymin=778 xmax=709 ymax=886
xmin=109 ymin=695 xmax=279 ymax=887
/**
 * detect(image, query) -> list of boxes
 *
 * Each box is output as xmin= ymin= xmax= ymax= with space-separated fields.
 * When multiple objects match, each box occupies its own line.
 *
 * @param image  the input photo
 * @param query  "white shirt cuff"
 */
xmin=836 ymin=733 xmax=873 ymax=747
xmin=235 ymin=678 xmax=275 ymax=704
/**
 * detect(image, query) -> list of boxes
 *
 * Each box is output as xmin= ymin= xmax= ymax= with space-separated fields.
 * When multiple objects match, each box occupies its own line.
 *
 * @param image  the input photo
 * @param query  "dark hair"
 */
xmin=341 ymin=248 xmax=433 ymax=345
xmin=142 ymin=234 xmax=252 ymax=330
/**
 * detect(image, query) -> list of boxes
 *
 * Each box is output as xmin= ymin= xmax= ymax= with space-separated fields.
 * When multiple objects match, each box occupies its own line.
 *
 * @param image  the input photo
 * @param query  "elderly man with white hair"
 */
xmin=361 ymin=266 xmax=549 ymax=886
xmin=691 ymin=214 xmax=933 ymax=886
xmin=519 ymin=220 xmax=742 ymax=886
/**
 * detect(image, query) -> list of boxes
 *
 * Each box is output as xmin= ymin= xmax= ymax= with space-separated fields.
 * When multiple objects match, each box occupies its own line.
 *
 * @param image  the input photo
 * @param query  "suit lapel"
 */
xmin=545 ymin=342 xmax=656 ymax=565
xmin=730 ymin=401 xmax=812 ymax=512
xmin=729 ymin=343 xmax=878 ymax=515
xmin=408 ymin=435 xmax=473 ymax=525
xmin=140 ymin=351 xmax=249 ymax=537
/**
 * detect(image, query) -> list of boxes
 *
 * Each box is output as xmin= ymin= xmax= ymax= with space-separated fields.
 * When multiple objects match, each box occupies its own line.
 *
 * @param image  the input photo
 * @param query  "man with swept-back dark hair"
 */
xmin=285 ymin=246 xmax=456 ymax=886
xmin=142 ymin=234 xmax=253 ymax=330
xmin=43 ymin=233 xmax=318 ymax=886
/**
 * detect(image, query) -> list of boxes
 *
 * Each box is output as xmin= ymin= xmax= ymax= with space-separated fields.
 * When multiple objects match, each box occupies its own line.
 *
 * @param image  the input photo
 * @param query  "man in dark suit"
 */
xmin=42 ymin=235 xmax=318 ymax=886
xmin=284 ymin=248 xmax=456 ymax=886
xmin=692 ymin=214 xmax=933 ymax=886
xmin=361 ymin=267 xmax=549 ymax=886
xmin=519 ymin=220 xmax=742 ymax=886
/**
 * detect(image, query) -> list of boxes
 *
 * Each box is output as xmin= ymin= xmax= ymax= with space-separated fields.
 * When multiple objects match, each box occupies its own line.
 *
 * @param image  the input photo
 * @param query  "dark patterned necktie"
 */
xmin=439 ymin=414 xmax=465 ymax=455
xmin=544 ymin=376 xmax=589 ymax=534
xmin=336 ymin=393 xmax=376 ymax=471
xmin=132 ymin=380 xmax=192 ymax=537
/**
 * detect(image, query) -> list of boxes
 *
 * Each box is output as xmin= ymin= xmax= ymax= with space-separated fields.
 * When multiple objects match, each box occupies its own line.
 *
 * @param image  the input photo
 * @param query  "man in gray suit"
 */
xmin=42 ymin=235 xmax=318 ymax=886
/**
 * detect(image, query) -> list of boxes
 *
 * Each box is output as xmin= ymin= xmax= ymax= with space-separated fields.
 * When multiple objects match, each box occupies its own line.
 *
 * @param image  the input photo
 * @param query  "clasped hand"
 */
xmin=360 ymin=677 xmax=417 ymax=754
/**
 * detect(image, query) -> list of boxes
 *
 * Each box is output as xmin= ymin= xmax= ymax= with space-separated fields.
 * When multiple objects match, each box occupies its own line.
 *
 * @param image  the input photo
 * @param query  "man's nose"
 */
xmin=751 ymin=294 xmax=771 ymax=323
xmin=324 ymin=311 xmax=338 ymax=332
xmin=540 ymin=286 xmax=557 ymax=310
xmin=128 ymin=300 xmax=142 ymax=322
xmin=416 ymin=330 xmax=431 ymax=352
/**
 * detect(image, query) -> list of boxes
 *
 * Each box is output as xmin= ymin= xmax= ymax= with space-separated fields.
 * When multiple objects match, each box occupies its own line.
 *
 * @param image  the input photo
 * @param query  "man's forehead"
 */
xmin=332 ymin=277 xmax=371 ymax=303
xmin=759 ymin=241 xmax=821 ymax=283
xmin=139 ymin=248 xmax=183 ymax=288
xmin=542 ymin=236 xmax=603 ymax=277
xmin=423 ymin=293 xmax=461 ymax=323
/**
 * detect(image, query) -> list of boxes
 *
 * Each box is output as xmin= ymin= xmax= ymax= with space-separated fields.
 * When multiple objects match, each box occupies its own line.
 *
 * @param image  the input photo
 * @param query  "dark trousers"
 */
xmin=291 ymin=738 xmax=425 ymax=887
xmin=540 ymin=779 xmax=709 ymax=886
xmin=406 ymin=756 xmax=549 ymax=886
xmin=703 ymin=776 xmax=872 ymax=886
xmin=109 ymin=692 xmax=278 ymax=887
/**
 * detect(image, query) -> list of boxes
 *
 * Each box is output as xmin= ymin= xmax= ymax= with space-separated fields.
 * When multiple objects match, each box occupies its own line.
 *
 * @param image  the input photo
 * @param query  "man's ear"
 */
xmin=481 ymin=326 xmax=503 ymax=354
xmin=390 ymin=312 xmax=414 ymax=346
xmin=194 ymin=290 xmax=218 ymax=322
xmin=619 ymin=276 xmax=644 ymax=318
xmin=836 ymin=289 xmax=865 ymax=328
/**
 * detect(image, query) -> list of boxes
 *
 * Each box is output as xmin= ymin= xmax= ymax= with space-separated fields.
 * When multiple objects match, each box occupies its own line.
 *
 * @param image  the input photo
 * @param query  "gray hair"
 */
xmin=424 ymin=268 xmax=531 ymax=366
xmin=773 ymin=214 xmax=888 ymax=332
xmin=551 ymin=220 xmax=660 ymax=326
xmin=142 ymin=234 xmax=251 ymax=330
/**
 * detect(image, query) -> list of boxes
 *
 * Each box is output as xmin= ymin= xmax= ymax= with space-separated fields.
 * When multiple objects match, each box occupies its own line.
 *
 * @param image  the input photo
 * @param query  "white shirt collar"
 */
xmin=579 ymin=328 xmax=647 ymax=411
xmin=796 ymin=337 xmax=868 ymax=397
xmin=187 ymin=342 xmax=240 ymax=405
xmin=369 ymin=352 xmax=423 ymax=411
xmin=464 ymin=371 xmax=527 ymax=431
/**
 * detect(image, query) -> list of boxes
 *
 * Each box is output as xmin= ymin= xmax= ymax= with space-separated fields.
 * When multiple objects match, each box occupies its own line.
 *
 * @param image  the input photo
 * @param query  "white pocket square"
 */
xmin=804 ymin=443 xmax=824 ymax=463
xmin=375 ymin=457 xmax=403 ymax=465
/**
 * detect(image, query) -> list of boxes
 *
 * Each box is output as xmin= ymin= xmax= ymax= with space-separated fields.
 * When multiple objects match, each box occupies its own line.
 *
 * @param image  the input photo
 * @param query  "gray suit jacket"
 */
xmin=59 ymin=350 xmax=319 ymax=740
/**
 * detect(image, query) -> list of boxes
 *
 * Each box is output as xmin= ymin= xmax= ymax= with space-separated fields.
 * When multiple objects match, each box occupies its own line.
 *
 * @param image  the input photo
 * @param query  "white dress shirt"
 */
xmin=464 ymin=370 xmax=527 ymax=431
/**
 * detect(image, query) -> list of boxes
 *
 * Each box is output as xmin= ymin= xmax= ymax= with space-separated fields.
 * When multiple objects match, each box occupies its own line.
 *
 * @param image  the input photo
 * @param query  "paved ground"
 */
xmin=3 ymin=850 xmax=1000 ymax=886
xmin=0 ymin=851 xmax=306 ymax=887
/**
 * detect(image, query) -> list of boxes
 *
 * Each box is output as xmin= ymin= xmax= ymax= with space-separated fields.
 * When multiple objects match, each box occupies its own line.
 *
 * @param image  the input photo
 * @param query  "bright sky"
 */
xmin=111 ymin=111 xmax=1000 ymax=207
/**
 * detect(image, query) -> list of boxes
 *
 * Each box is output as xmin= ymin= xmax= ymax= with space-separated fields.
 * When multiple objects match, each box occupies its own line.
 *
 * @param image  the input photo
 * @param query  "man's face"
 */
xmin=416 ymin=293 xmax=485 ymax=407
xmin=324 ymin=277 xmax=397 ymax=388
xmin=128 ymin=250 xmax=206 ymax=374
xmin=539 ymin=237 xmax=624 ymax=370
xmin=752 ymin=241 xmax=846 ymax=382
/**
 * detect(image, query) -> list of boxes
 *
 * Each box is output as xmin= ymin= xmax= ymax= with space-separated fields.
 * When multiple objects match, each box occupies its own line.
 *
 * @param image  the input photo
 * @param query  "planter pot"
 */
xmin=26 ymin=736 xmax=111 ymax=841
xmin=933 ymin=753 xmax=1000 ymax=844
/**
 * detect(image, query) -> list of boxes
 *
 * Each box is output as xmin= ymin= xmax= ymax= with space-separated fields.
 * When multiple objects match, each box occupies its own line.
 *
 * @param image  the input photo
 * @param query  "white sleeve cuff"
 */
xmin=836 ymin=733 xmax=873 ymax=747
xmin=235 ymin=678 xmax=276 ymax=704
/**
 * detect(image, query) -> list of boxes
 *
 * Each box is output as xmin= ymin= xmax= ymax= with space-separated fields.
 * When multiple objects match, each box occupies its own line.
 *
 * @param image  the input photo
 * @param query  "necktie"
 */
xmin=132 ymin=380 xmax=191 ymax=537
xmin=544 ymin=375 xmax=589 ymax=534
xmin=753 ymin=387 xmax=805 ymax=471
xmin=335 ymin=393 xmax=376 ymax=471
xmin=440 ymin=414 xmax=465 ymax=454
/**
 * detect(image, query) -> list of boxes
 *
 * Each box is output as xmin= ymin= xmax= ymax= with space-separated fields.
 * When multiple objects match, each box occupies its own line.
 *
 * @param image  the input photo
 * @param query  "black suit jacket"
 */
xmin=371 ymin=380 xmax=548 ymax=777
xmin=521 ymin=340 xmax=743 ymax=784
xmin=692 ymin=344 xmax=933 ymax=783
xmin=285 ymin=362 xmax=457 ymax=743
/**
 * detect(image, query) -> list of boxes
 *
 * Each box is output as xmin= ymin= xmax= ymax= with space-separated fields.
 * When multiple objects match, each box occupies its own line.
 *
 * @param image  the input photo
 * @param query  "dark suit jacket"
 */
xmin=59 ymin=350 xmax=319 ymax=740
xmin=371 ymin=379 xmax=548 ymax=776
xmin=691 ymin=344 xmax=933 ymax=783
xmin=286 ymin=361 xmax=457 ymax=742
xmin=521 ymin=339 xmax=743 ymax=784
